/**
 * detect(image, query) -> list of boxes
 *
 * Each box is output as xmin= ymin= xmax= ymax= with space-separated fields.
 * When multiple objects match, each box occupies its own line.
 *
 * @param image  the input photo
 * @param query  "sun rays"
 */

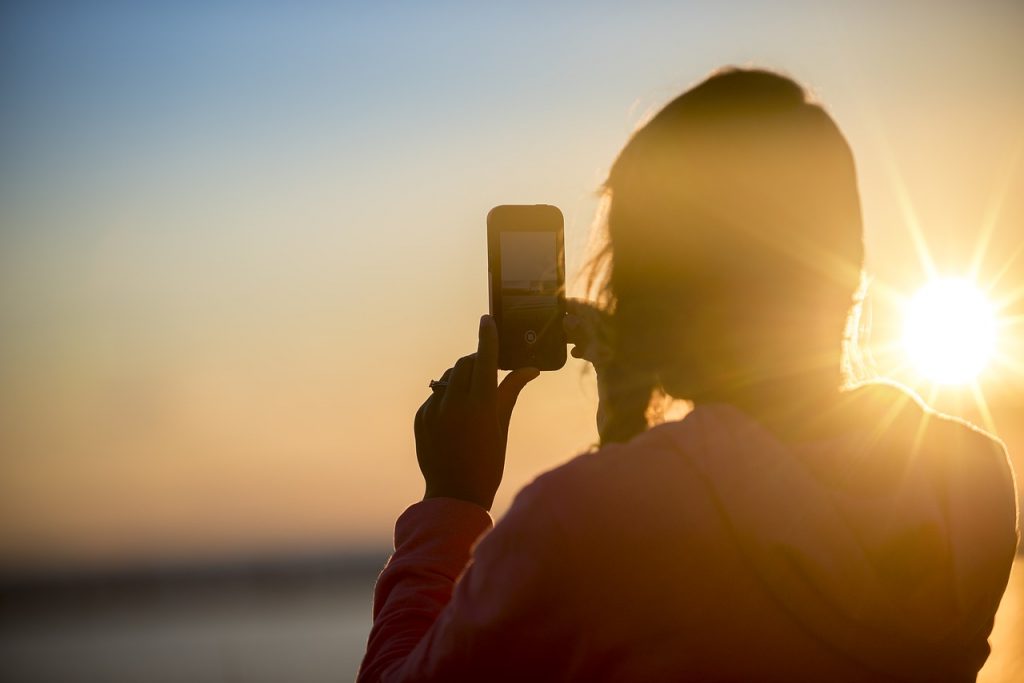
xmin=864 ymin=134 xmax=1024 ymax=436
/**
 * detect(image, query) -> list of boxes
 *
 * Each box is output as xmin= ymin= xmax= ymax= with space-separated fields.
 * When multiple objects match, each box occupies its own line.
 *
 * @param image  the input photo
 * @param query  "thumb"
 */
xmin=496 ymin=367 xmax=540 ymax=434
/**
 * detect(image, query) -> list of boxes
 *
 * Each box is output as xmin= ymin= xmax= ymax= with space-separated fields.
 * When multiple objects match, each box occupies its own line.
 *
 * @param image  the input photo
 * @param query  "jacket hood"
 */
xmin=665 ymin=382 xmax=1019 ymax=681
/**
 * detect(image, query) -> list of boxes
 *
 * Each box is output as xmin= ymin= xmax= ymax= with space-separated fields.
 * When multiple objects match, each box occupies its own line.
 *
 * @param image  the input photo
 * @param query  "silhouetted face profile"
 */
xmin=593 ymin=69 xmax=865 ymax=443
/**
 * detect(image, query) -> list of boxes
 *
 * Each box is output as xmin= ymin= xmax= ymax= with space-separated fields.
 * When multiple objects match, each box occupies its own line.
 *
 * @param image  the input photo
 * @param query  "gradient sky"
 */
xmin=1 ymin=1 xmax=1022 ymax=570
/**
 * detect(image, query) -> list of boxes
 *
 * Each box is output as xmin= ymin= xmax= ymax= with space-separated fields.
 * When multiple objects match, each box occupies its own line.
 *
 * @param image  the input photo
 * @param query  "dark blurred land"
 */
xmin=1 ymin=552 xmax=1021 ymax=682
xmin=0 ymin=551 xmax=385 ymax=683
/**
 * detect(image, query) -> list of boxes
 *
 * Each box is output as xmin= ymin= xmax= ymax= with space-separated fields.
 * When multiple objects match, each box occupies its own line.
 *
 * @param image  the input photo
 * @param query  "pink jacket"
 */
xmin=358 ymin=383 xmax=1018 ymax=682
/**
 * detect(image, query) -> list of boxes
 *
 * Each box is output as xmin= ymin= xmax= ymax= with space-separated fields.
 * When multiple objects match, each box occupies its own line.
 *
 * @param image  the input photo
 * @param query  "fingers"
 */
xmin=563 ymin=312 xmax=585 ymax=345
xmin=441 ymin=353 xmax=476 ymax=411
xmin=563 ymin=299 xmax=585 ymax=344
xmin=563 ymin=299 xmax=613 ymax=366
xmin=496 ymin=366 xmax=540 ymax=434
xmin=564 ymin=297 xmax=586 ymax=315
xmin=563 ymin=298 xmax=605 ymax=343
xmin=414 ymin=398 xmax=428 ymax=437
xmin=472 ymin=315 xmax=498 ymax=399
xmin=439 ymin=365 xmax=455 ymax=384
xmin=432 ymin=314 xmax=531 ymax=418
xmin=417 ymin=365 xmax=454 ymax=437
xmin=423 ymin=366 xmax=454 ymax=421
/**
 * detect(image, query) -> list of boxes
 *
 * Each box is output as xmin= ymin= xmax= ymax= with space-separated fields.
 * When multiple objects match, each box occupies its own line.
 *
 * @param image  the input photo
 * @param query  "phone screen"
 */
xmin=500 ymin=231 xmax=557 ymax=284
xmin=498 ymin=231 xmax=562 ymax=366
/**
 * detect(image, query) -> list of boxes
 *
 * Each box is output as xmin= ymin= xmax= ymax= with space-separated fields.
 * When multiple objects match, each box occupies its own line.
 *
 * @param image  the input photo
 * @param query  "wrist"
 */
xmin=423 ymin=485 xmax=494 ymax=511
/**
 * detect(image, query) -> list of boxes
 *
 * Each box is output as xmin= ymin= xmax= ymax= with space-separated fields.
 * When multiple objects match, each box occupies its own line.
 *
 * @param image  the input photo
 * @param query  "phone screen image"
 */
xmin=499 ymin=230 xmax=560 ymax=350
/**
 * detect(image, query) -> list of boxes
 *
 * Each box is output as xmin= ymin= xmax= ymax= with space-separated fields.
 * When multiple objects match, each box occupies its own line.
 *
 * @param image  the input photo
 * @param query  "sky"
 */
xmin=1 ymin=1 xmax=1022 ymax=570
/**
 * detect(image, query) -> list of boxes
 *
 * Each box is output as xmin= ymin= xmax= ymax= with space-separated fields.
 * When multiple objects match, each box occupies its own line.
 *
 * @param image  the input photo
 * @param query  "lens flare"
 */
xmin=903 ymin=278 xmax=996 ymax=385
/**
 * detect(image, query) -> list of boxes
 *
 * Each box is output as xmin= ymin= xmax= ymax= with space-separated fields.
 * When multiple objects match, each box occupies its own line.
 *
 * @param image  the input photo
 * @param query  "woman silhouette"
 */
xmin=358 ymin=68 xmax=1018 ymax=682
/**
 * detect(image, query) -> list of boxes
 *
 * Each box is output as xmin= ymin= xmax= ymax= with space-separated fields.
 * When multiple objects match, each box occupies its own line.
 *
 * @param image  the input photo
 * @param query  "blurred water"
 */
xmin=2 ymin=557 xmax=1021 ymax=682
xmin=0 ymin=559 xmax=379 ymax=683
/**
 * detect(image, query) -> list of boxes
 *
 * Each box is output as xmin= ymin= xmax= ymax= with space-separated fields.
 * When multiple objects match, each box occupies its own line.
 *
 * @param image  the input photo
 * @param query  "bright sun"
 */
xmin=903 ymin=278 xmax=997 ymax=385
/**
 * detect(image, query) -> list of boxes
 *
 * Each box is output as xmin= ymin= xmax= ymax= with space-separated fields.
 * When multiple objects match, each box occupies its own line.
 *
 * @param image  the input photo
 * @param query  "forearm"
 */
xmin=357 ymin=498 xmax=492 ymax=683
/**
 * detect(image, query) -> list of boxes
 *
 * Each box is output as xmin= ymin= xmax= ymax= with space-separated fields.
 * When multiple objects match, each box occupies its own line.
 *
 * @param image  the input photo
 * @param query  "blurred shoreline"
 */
xmin=1 ymin=549 xmax=391 ymax=599
xmin=1 ymin=550 xmax=389 ymax=683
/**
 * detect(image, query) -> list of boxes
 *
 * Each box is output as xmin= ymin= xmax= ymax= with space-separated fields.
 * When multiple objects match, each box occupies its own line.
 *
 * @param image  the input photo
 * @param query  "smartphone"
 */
xmin=487 ymin=204 xmax=567 ymax=371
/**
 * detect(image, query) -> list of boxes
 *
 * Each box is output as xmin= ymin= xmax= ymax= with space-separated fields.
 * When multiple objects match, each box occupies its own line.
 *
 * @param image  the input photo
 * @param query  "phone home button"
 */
xmin=524 ymin=330 xmax=538 ymax=344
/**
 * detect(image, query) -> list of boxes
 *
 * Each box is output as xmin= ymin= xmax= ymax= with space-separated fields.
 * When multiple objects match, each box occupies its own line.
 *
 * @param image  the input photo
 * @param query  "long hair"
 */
xmin=587 ymin=68 xmax=866 ymax=444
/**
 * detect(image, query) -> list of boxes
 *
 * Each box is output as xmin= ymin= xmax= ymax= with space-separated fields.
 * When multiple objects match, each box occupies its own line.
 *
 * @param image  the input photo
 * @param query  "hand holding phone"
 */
xmin=415 ymin=316 xmax=539 ymax=510
xmin=487 ymin=204 xmax=567 ymax=371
